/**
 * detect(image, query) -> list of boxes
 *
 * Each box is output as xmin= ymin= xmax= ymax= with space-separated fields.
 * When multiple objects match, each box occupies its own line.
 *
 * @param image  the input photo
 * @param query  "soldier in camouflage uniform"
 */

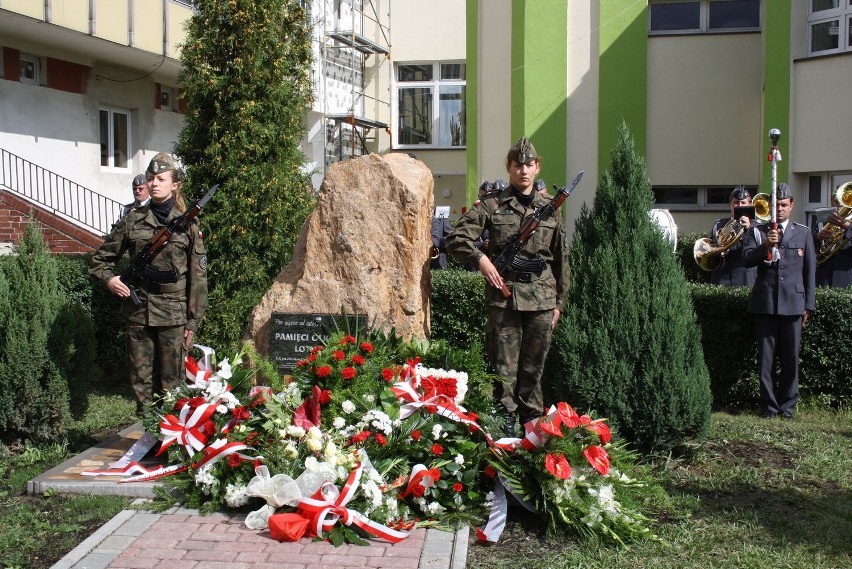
xmin=446 ymin=138 xmax=569 ymax=432
xmin=89 ymin=153 xmax=208 ymax=415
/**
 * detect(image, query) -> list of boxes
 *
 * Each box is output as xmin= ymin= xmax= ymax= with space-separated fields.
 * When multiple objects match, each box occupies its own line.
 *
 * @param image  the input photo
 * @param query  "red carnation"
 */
xmin=351 ymin=355 xmax=365 ymax=366
xmin=342 ymin=335 xmax=357 ymax=344
xmin=467 ymin=412 xmax=479 ymax=421
xmin=349 ymin=430 xmax=372 ymax=445
xmin=382 ymin=368 xmax=395 ymax=382
xmin=296 ymin=360 xmax=307 ymax=368
xmin=374 ymin=433 xmax=387 ymax=446
xmin=319 ymin=390 xmax=332 ymax=404
xmin=341 ymin=367 xmax=357 ymax=380
xmin=484 ymin=465 xmax=497 ymax=478
xmin=411 ymin=430 xmax=422 ymax=441
xmin=228 ymin=454 xmax=242 ymax=468
xmin=360 ymin=341 xmax=374 ymax=353
xmin=315 ymin=366 xmax=332 ymax=378
xmin=431 ymin=443 xmax=444 ymax=455
xmin=333 ymin=350 xmax=346 ymax=361
xmin=232 ymin=406 xmax=250 ymax=421
xmin=307 ymin=353 xmax=317 ymax=362
xmin=311 ymin=345 xmax=324 ymax=354
xmin=453 ymin=482 xmax=464 ymax=493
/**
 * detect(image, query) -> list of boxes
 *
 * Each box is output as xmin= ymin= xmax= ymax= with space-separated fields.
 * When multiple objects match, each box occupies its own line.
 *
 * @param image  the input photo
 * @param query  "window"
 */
xmin=396 ymin=62 xmax=466 ymax=148
xmin=649 ymin=0 xmax=760 ymax=33
xmin=653 ymin=185 xmax=757 ymax=209
xmin=161 ymin=88 xmax=173 ymax=112
xmin=99 ymin=108 xmax=131 ymax=169
xmin=808 ymin=0 xmax=852 ymax=55
xmin=19 ymin=53 xmax=39 ymax=85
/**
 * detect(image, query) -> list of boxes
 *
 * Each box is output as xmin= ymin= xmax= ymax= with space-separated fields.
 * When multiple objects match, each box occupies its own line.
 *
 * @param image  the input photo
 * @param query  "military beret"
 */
xmin=729 ymin=185 xmax=750 ymax=201
xmin=132 ymin=174 xmax=148 ymax=188
xmin=776 ymin=183 xmax=792 ymax=200
xmin=508 ymin=137 xmax=538 ymax=164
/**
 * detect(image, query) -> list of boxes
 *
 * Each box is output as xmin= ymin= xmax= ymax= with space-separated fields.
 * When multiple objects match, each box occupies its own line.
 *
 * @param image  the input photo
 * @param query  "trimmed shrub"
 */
xmin=175 ymin=0 xmax=316 ymax=350
xmin=543 ymin=122 xmax=712 ymax=454
xmin=429 ymin=269 xmax=487 ymax=347
xmin=0 ymin=220 xmax=72 ymax=442
xmin=677 ymin=231 xmax=712 ymax=284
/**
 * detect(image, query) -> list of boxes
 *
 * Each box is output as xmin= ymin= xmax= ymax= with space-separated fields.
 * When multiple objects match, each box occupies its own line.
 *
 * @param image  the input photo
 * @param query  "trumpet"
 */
xmin=816 ymin=182 xmax=852 ymax=266
xmin=693 ymin=193 xmax=771 ymax=272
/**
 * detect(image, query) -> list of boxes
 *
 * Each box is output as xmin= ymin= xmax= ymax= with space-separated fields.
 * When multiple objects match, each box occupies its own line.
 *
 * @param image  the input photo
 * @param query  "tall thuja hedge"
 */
xmin=175 ymin=0 xmax=316 ymax=348
xmin=0 ymin=221 xmax=71 ymax=442
xmin=546 ymin=122 xmax=711 ymax=453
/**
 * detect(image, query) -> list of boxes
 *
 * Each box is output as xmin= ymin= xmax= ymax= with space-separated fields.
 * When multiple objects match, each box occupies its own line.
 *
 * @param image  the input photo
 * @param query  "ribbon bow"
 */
xmin=158 ymin=402 xmax=218 ymax=458
xmin=297 ymin=462 xmax=410 ymax=543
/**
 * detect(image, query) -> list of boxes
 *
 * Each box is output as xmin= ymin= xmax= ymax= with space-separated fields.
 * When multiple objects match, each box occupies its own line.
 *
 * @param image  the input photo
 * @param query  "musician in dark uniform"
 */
xmin=813 ymin=191 xmax=852 ymax=288
xmin=742 ymin=183 xmax=815 ymax=420
xmin=709 ymin=186 xmax=756 ymax=287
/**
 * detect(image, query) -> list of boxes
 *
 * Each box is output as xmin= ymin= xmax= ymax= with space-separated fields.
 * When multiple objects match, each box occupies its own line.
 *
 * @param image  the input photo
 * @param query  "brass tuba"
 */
xmin=693 ymin=193 xmax=771 ymax=272
xmin=816 ymin=182 xmax=852 ymax=266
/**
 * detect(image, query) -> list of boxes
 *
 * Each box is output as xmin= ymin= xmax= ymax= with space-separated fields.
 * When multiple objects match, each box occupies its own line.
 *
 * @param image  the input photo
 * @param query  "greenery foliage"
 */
xmin=544 ymin=122 xmax=712 ymax=454
xmin=175 ymin=0 xmax=317 ymax=349
xmin=429 ymin=269 xmax=487 ymax=347
xmin=0 ymin=220 xmax=72 ymax=442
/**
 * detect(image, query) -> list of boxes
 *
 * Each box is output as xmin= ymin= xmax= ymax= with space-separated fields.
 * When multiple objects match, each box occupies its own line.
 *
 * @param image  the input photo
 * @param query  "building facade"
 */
xmin=468 ymin=0 xmax=852 ymax=235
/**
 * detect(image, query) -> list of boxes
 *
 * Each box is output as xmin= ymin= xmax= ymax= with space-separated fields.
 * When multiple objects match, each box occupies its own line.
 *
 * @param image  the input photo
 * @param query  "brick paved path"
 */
xmin=53 ymin=504 xmax=467 ymax=569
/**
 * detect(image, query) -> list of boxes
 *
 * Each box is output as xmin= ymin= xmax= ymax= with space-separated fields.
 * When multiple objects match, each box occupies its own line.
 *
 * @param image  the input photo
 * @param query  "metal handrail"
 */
xmin=0 ymin=148 xmax=122 ymax=236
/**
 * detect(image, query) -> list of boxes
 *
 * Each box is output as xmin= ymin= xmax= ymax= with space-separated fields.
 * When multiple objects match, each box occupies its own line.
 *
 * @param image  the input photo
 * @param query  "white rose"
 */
xmin=342 ymin=400 xmax=356 ymax=414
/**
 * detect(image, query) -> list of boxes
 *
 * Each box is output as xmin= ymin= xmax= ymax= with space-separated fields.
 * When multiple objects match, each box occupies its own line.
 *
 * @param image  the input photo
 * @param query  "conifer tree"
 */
xmin=0 ymin=220 xmax=71 ymax=442
xmin=175 ymin=0 xmax=316 ymax=348
xmin=546 ymin=122 xmax=711 ymax=453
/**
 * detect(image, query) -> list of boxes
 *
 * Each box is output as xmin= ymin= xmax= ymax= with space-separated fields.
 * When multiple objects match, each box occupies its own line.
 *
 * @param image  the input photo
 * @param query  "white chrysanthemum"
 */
xmin=324 ymin=440 xmax=338 ymax=463
xmin=287 ymin=425 xmax=306 ymax=438
xmin=284 ymin=442 xmax=299 ymax=459
xmin=216 ymin=404 xmax=228 ymax=414
xmin=432 ymin=424 xmax=442 ymax=438
xmin=332 ymin=417 xmax=346 ymax=429
xmin=427 ymin=501 xmax=446 ymax=515
xmin=361 ymin=410 xmax=392 ymax=435
xmin=454 ymin=454 xmax=464 ymax=465
xmin=341 ymin=400 xmax=356 ymax=414
xmin=224 ymin=483 xmax=249 ymax=507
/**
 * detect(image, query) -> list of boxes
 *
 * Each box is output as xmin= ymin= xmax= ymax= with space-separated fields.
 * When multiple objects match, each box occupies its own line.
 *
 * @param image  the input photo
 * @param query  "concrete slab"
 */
xmin=27 ymin=423 xmax=162 ymax=498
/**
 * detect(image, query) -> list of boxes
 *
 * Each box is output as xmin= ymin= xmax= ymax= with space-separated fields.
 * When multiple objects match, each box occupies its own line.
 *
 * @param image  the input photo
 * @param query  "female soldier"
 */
xmin=90 ymin=153 xmax=208 ymax=415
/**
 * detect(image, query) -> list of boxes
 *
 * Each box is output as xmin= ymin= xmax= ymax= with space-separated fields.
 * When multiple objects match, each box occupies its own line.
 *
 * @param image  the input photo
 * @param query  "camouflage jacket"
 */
xmin=446 ymin=186 xmax=569 ymax=311
xmin=89 ymin=204 xmax=208 ymax=330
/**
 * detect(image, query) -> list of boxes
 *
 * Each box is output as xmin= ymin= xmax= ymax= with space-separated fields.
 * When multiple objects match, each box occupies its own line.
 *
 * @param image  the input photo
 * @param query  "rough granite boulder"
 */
xmin=246 ymin=153 xmax=434 ymax=355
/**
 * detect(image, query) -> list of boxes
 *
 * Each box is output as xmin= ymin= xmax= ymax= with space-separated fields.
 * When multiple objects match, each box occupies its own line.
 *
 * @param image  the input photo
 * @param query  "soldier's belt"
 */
xmin=504 ymin=270 xmax=542 ymax=283
xmin=140 ymin=277 xmax=186 ymax=294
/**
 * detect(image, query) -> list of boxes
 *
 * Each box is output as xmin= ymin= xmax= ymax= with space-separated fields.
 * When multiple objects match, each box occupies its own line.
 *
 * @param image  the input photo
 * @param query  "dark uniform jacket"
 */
xmin=89 ymin=204 xmax=208 ymax=331
xmin=815 ymin=225 xmax=852 ymax=288
xmin=709 ymin=216 xmax=756 ymax=287
xmin=445 ymin=186 xmax=569 ymax=311
xmin=742 ymin=221 xmax=815 ymax=316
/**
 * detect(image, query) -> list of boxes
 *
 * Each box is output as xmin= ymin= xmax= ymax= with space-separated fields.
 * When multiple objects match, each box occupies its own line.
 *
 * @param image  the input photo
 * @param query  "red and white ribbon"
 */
xmin=81 ymin=461 xmax=163 ymax=477
xmin=158 ymin=402 xmax=218 ymax=458
xmin=399 ymin=464 xmax=440 ymax=498
xmin=296 ymin=462 xmax=410 ymax=543
xmin=119 ymin=439 xmax=258 ymax=483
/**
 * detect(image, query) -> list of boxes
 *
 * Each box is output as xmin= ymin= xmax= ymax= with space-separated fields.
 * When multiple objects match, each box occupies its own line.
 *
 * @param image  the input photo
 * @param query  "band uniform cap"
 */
xmin=132 ymin=174 xmax=148 ymax=188
xmin=534 ymin=179 xmax=546 ymax=193
xmin=147 ymin=152 xmax=178 ymax=176
xmin=776 ymin=183 xmax=792 ymax=200
xmin=508 ymin=137 xmax=538 ymax=164
xmin=729 ymin=185 xmax=749 ymax=201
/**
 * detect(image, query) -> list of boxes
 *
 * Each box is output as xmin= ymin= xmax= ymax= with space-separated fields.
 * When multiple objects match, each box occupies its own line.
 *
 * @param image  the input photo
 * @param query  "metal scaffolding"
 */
xmin=319 ymin=0 xmax=391 ymax=168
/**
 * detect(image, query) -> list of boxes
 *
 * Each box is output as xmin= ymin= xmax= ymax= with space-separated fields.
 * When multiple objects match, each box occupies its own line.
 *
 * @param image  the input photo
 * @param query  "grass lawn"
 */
xmin=0 ymin=391 xmax=138 ymax=569
xmin=467 ymin=404 xmax=852 ymax=569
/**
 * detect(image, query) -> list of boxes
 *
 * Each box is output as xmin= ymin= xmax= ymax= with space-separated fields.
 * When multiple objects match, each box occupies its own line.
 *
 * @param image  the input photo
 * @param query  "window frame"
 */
xmin=652 ymin=185 xmax=758 ymax=211
xmin=19 ymin=53 xmax=40 ymax=85
xmin=807 ymin=1 xmax=852 ymax=55
xmin=648 ymin=0 xmax=761 ymax=35
xmin=99 ymin=107 xmax=132 ymax=171
xmin=394 ymin=61 xmax=467 ymax=150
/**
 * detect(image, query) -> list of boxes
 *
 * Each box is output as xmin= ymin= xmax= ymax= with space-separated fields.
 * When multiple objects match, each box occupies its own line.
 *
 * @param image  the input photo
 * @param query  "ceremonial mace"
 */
xmin=766 ymin=128 xmax=782 ymax=264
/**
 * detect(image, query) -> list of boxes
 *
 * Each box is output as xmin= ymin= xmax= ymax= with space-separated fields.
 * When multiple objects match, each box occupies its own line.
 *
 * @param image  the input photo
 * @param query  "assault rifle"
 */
xmin=120 ymin=184 xmax=219 ymax=307
xmin=492 ymin=171 xmax=583 ymax=298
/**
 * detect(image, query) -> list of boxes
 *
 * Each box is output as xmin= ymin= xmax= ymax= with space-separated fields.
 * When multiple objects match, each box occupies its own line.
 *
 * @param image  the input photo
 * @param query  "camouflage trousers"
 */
xmin=127 ymin=323 xmax=187 ymax=413
xmin=486 ymin=306 xmax=554 ymax=420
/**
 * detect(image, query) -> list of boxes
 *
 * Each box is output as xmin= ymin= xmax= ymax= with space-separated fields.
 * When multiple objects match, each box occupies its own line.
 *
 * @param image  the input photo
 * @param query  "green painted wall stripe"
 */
xmin=598 ymin=0 xmax=647 ymax=172
xmin=466 ymin=0 xmax=479 ymax=202
xmin=509 ymin=0 xmax=567 ymax=186
xmin=762 ymin=0 xmax=791 ymax=191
